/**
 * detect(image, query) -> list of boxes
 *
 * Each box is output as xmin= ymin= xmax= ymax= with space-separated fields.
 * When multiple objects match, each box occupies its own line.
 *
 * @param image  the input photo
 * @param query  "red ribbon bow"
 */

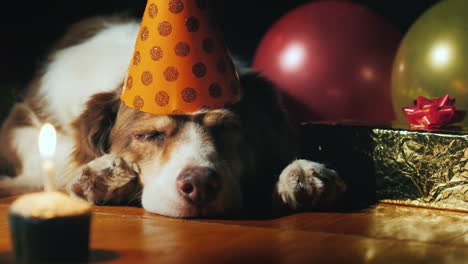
xmin=402 ymin=94 xmax=466 ymax=129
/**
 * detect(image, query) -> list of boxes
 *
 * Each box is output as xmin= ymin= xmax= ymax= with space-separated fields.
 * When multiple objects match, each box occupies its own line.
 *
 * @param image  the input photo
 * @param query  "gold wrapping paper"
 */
xmin=301 ymin=122 xmax=467 ymax=211
xmin=372 ymin=128 xmax=467 ymax=211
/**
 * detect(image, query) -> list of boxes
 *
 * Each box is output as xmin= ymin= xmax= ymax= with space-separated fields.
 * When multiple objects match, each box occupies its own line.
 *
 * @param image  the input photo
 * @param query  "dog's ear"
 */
xmin=235 ymin=72 xmax=285 ymax=115
xmin=71 ymin=90 xmax=121 ymax=165
xmin=231 ymin=71 xmax=299 ymax=167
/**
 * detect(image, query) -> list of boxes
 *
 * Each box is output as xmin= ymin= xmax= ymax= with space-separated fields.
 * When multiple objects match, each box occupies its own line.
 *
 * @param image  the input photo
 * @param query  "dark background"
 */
xmin=0 ymin=0 xmax=440 ymax=115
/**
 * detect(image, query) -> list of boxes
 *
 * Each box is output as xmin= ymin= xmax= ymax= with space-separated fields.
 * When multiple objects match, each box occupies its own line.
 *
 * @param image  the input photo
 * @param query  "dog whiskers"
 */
xmin=127 ymin=189 xmax=143 ymax=206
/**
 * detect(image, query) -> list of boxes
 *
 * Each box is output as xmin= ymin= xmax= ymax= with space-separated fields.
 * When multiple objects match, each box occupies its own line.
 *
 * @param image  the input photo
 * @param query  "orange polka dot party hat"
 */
xmin=121 ymin=0 xmax=242 ymax=115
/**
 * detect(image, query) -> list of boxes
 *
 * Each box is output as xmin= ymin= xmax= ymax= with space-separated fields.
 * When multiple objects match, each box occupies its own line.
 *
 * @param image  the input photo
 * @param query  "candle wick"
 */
xmin=43 ymin=160 xmax=56 ymax=192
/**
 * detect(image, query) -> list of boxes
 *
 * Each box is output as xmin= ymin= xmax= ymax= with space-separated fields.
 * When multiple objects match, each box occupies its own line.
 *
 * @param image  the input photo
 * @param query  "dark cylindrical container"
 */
xmin=8 ymin=213 xmax=91 ymax=263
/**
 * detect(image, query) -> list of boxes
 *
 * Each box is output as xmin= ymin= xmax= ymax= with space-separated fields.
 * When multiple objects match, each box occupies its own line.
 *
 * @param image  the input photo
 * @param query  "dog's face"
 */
xmin=71 ymin=73 xmax=292 ymax=218
xmin=108 ymin=105 xmax=245 ymax=217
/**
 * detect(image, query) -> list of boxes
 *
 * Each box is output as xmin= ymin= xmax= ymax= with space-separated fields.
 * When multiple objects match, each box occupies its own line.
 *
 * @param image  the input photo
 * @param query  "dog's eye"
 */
xmin=135 ymin=131 xmax=166 ymax=142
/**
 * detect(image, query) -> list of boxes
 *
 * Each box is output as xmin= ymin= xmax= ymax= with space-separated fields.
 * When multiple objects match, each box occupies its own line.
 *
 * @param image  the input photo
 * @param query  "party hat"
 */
xmin=121 ymin=0 xmax=242 ymax=115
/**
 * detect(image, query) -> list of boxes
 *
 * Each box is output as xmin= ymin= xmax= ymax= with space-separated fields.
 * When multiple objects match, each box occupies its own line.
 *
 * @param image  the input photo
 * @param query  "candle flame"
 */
xmin=38 ymin=123 xmax=56 ymax=160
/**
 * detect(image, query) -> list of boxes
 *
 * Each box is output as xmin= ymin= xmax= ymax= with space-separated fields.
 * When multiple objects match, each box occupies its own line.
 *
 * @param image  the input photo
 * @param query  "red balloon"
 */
xmin=253 ymin=1 xmax=402 ymax=124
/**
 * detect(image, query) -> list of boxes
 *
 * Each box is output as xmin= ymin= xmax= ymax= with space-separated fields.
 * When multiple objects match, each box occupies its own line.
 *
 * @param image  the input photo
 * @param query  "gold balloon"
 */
xmin=392 ymin=0 xmax=468 ymax=126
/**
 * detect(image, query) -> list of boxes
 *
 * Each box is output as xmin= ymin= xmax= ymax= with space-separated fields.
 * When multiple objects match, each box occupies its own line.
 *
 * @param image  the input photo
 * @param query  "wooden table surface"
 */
xmin=0 ymin=195 xmax=467 ymax=264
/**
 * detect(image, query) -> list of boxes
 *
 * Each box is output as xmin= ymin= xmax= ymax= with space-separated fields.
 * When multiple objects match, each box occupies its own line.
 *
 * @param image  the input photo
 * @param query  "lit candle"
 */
xmin=8 ymin=123 xmax=92 ymax=263
xmin=38 ymin=123 xmax=57 ymax=192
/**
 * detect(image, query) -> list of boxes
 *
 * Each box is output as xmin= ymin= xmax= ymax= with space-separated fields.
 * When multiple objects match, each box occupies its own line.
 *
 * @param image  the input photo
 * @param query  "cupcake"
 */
xmin=9 ymin=192 xmax=91 ymax=263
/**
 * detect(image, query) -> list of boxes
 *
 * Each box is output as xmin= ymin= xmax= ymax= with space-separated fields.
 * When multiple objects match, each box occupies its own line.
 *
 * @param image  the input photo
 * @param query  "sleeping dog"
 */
xmin=0 ymin=16 xmax=345 ymax=218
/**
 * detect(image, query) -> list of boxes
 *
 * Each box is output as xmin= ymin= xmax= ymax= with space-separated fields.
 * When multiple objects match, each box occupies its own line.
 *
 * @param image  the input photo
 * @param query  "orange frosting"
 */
xmin=121 ymin=0 xmax=242 ymax=115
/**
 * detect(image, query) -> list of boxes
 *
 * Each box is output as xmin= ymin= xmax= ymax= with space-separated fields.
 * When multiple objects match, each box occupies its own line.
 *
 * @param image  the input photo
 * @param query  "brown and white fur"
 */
xmin=0 ymin=16 xmax=345 ymax=218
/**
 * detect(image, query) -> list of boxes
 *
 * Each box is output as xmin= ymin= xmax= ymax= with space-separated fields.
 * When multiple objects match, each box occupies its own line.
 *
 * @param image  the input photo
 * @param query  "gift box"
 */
xmin=300 ymin=122 xmax=467 ymax=211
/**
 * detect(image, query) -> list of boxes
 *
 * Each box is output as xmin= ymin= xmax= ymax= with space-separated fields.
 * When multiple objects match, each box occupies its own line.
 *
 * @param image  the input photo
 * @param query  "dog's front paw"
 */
xmin=275 ymin=160 xmax=346 ymax=210
xmin=72 ymin=154 xmax=141 ymax=205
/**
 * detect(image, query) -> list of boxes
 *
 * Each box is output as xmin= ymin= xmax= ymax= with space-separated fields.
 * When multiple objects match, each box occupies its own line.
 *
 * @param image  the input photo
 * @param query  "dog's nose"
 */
xmin=177 ymin=167 xmax=221 ymax=206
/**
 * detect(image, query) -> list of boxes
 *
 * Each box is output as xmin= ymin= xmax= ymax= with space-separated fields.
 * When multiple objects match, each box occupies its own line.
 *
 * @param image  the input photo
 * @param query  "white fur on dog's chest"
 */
xmin=38 ymin=22 xmax=140 ymax=128
xmin=6 ymin=22 xmax=140 ymax=190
